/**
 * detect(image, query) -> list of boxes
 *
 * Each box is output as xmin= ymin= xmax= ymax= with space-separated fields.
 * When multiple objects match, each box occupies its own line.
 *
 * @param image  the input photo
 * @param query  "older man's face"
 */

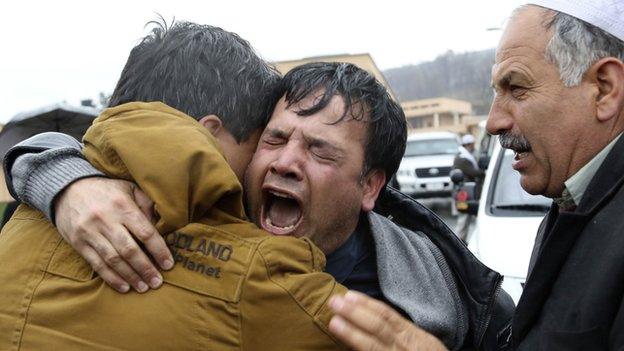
xmin=244 ymin=94 xmax=383 ymax=254
xmin=486 ymin=6 xmax=596 ymax=198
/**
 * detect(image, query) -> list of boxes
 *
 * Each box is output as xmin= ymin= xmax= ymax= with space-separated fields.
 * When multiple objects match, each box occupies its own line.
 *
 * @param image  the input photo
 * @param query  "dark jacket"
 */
xmin=512 ymin=135 xmax=624 ymax=350
xmin=376 ymin=187 xmax=515 ymax=351
xmin=453 ymin=155 xmax=485 ymax=183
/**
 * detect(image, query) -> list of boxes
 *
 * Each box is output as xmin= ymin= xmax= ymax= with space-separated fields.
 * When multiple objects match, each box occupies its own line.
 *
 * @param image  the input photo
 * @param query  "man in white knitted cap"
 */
xmin=328 ymin=1 xmax=624 ymax=350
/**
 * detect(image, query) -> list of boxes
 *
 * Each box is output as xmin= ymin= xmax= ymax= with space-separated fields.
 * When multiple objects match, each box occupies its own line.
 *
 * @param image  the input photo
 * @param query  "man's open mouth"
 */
xmin=260 ymin=188 xmax=303 ymax=236
xmin=514 ymin=151 xmax=530 ymax=160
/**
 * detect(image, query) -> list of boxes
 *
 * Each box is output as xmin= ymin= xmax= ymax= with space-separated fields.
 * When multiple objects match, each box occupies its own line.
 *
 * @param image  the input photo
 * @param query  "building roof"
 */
xmin=407 ymin=131 xmax=459 ymax=141
xmin=273 ymin=53 xmax=396 ymax=99
xmin=401 ymin=97 xmax=472 ymax=118
xmin=9 ymin=102 xmax=99 ymax=124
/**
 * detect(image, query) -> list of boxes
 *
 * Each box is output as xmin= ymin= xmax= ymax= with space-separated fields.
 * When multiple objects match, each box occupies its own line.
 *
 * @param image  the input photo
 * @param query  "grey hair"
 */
xmin=542 ymin=9 xmax=624 ymax=86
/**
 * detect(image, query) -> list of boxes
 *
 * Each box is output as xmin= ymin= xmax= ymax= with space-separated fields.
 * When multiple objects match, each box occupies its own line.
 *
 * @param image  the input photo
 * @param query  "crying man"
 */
xmin=245 ymin=87 xmax=385 ymax=256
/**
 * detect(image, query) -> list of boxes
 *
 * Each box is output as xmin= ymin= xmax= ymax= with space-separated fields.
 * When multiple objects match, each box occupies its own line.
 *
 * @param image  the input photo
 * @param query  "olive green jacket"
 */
xmin=0 ymin=102 xmax=346 ymax=350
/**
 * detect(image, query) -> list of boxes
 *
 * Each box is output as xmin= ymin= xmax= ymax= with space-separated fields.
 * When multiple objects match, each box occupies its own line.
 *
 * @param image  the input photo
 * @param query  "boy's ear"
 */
xmin=198 ymin=115 xmax=223 ymax=136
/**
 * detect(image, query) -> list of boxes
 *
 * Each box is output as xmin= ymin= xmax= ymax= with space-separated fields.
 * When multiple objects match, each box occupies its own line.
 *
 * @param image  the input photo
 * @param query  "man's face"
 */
xmin=486 ymin=6 xmax=595 ymax=198
xmin=245 ymin=94 xmax=379 ymax=254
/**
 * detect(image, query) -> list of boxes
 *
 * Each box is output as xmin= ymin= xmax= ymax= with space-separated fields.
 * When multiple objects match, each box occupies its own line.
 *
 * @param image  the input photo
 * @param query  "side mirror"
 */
xmin=478 ymin=155 xmax=490 ymax=170
xmin=450 ymin=169 xmax=465 ymax=185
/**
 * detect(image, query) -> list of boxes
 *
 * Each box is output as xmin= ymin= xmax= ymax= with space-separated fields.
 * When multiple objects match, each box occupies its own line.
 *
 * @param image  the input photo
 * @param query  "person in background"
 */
xmin=453 ymin=134 xmax=484 ymax=242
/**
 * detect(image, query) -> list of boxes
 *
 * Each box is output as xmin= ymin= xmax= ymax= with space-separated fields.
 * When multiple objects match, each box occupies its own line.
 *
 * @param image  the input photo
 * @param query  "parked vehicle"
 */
xmin=464 ymin=142 xmax=551 ymax=304
xmin=395 ymin=132 xmax=459 ymax=198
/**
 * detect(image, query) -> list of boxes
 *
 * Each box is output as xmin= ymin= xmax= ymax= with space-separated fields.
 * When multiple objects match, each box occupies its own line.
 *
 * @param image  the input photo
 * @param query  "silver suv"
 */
xmin=395 ymin=132 xmax=459 ymax=198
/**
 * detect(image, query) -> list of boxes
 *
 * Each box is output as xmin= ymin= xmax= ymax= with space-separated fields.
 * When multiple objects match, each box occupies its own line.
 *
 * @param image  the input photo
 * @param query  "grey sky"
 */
xmin=0 ymin=0 xmax=524 ymax=123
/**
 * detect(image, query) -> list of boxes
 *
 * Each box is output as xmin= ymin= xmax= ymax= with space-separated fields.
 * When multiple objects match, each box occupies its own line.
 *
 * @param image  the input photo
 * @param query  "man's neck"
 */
xmin=554 ymin=133 xmax=623 ymax=209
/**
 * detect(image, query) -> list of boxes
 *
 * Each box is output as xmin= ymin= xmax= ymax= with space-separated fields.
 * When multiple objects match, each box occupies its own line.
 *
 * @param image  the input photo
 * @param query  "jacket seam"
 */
xmin=13 ymin=235 xmax=62 ymax=349
xmin=236 ymin=244 xmax=260 ymax=351
xmin=256 ymin=245 xmax=343 ymax=345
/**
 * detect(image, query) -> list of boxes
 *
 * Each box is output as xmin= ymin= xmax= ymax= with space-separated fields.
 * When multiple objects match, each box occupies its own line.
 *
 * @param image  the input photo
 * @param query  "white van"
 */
xmin=395 ymin=132 xmax=459 ymax=198
xmin=467 ymin=142 xmax=551 ymax=304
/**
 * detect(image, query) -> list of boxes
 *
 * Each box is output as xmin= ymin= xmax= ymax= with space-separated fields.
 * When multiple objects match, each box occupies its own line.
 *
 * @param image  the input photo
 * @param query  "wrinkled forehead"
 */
xmin=493 ymin=6 xmax=555 ymax=76
xmin=277 ymin=93 xmax=371 ymax=125
xmin=501 ymin=7 xmax=552 ymax=55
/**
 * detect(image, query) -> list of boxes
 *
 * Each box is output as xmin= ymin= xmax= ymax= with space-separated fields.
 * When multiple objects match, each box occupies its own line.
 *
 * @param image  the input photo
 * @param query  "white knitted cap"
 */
xmin=528 ymin=0 xmax=624 ymax=41
xmin=461 ymin=134 xmax=475 ymax=145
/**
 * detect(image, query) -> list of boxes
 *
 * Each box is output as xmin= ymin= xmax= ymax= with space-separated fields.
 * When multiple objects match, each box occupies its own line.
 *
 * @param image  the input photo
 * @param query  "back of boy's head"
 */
xmin=109 ymin=19 xmax=280 ymax=142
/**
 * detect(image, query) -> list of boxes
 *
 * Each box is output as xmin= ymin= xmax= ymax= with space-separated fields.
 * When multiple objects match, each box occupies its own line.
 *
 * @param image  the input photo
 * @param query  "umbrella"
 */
xmin=0 ymin=102 xmax=100 ymax=160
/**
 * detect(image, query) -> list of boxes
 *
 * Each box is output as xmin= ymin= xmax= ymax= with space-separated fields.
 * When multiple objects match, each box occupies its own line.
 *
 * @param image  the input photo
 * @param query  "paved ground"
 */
xmin=413 ymin=197 xmax=476 ymax=241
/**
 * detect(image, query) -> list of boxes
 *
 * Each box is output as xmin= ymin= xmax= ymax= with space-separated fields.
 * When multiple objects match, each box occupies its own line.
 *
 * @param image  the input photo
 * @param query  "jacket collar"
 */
xmin=577 ymin=134 xmax=624 ymax=215
xmin=374 ymin=187 xmax=503 ymax=348
xmin=513 ymin=135 xmax=624 ymax=345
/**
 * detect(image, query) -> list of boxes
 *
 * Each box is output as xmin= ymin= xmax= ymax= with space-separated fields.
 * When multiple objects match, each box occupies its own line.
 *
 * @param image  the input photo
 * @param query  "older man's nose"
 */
xmin=269 ymin=145 xmax=304 ymax=181
xmin=486 ymin=100 xmax=514 ymax=135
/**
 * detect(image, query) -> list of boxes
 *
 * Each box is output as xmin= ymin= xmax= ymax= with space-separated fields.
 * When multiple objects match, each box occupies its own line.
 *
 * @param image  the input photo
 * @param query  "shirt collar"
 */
xmin=554 ymin=133 xmax=622 ymax=209
xmin=325 ymin=215 xmax=370 ymax=283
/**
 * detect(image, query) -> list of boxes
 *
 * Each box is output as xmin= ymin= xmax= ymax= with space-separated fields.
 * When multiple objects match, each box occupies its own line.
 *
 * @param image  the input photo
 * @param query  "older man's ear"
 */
xmin=588 ymin=57 xmax=624 ymax=123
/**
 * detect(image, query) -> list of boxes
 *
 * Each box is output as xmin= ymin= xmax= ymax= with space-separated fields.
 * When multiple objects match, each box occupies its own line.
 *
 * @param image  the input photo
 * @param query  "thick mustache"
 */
xmin=499 ymin=132 xmax=532 ymax=152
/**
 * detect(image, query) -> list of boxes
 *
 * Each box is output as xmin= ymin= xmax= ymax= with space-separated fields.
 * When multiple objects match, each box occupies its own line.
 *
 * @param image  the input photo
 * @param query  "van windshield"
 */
xmin=404 ymin=138 xmax=459 ymax=157
xmin=491 ymin=149 xmax=551 ymax=215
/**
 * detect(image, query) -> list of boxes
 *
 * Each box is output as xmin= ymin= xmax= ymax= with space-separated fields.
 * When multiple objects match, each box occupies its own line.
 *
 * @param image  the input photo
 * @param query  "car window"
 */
xmin=404 ymin=138 xmax=458 ymax=157
xmin=490 ymin=149 xmax=551 ymax=215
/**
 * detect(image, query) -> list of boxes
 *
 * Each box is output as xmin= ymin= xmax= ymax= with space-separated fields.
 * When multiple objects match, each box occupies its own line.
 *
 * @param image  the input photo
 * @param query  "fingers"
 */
xmin=132 ymin=184 xmax=158 ymax=224
xmin=328 ymin=291 xmax=448 ymax=351
xmin=102 ymin=224 xmax=164 ymax=290
xmin=55 ymin=177 xmax=172 ymax=293
xmin=84 ymin=231 xmax=151 ymax=293
xmin=123 ymin=204 xmax=173 ymax=272
xmin=343 ymin=291 xmax=408 ymax=330
xmin=329 ymin=315 xmax=388 ymax=351
xmin=78 ymin=243 xmax=130 ymax=294
xmin=329 ymin=291 xmax=399 ymax=346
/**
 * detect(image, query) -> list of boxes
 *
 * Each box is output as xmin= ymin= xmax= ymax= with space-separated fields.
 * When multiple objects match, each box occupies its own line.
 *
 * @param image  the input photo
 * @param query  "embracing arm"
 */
xmin=4 ymin=132 xmax=104 ymax=221
xmin=3 ymin=131 xmax=172 ymax=293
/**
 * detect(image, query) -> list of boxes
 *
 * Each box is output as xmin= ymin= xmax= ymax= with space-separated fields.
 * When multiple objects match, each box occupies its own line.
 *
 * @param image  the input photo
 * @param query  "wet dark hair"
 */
xmin=276 ymin=62 xmax=407 ymax=183
xmin=109 ymin=19 xmax=280 ymax=142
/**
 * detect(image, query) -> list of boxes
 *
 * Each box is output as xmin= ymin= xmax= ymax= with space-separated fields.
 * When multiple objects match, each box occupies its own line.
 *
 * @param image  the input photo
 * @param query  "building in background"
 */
xmin=401 ymin=97 xmax=485 ymax=135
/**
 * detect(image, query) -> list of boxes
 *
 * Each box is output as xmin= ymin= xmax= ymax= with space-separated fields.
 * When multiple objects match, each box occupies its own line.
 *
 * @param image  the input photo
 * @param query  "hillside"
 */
xmin=384 ymin=49 xmax=496 ymax=115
